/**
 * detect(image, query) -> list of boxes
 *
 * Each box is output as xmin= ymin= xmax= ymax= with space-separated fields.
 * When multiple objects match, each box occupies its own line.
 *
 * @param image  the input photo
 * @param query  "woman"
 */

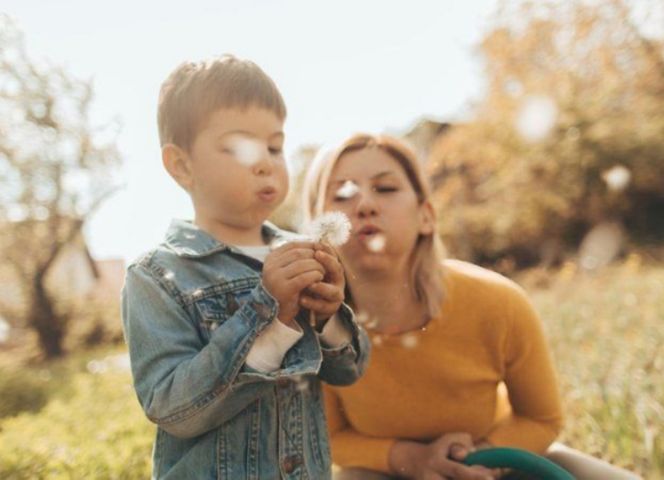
xmin=302 ymin=133 xmax=640 ymax=480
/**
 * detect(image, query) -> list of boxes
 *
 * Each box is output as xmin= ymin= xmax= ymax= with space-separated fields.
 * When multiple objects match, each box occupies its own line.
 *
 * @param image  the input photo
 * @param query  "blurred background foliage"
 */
xmin=427 ymin=0 xmax=664 ymax=268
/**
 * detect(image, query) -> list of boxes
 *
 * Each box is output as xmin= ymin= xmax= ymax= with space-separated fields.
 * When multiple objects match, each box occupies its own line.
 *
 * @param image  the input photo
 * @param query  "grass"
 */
xmin=0 ymin=256 xmax=661 ymax=478
xmin=519 ymin=255 xmax=663 ymax=478
xmin=0 ymin=347 xmax=153 ymax=479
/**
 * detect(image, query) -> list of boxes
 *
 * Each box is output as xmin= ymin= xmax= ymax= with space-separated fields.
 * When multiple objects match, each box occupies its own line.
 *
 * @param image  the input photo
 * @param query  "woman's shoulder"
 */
xmin=442 ymin=259 xmax=527 ymax=300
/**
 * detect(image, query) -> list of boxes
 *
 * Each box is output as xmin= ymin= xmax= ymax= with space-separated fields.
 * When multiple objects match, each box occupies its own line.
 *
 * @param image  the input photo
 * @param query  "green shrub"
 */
xmin=0 ymin=369 xmax=50 ymax=419
xmin=0 ymin=351 xmax=153 ymax=479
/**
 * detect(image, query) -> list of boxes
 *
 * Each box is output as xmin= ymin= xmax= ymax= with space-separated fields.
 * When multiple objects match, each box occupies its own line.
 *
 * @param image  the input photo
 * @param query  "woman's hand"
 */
xmin=389 ymin=433 xmax=498 ymax=480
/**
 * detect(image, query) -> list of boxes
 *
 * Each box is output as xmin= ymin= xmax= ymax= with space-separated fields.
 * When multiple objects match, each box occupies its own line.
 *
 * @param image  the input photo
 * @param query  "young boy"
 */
xmin=122 ymin=55 xmax=369 ymax=479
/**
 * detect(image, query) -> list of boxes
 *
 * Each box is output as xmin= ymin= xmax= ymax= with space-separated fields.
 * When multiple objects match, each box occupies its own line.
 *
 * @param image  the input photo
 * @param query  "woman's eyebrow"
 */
xmin=371 ymin=170 xmax=398 ymax=180
xmin=331 ymin=171 xmax=398 ymax=185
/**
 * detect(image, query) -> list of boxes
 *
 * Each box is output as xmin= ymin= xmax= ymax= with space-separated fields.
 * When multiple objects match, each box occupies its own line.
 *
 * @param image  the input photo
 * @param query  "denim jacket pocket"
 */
xmin=191 ymin=278 xmax=259 ymax=339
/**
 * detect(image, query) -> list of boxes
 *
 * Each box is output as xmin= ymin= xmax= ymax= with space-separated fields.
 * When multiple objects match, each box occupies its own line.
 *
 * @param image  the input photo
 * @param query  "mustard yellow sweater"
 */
xmin=324 ymin=260 xmax=563 ymax=474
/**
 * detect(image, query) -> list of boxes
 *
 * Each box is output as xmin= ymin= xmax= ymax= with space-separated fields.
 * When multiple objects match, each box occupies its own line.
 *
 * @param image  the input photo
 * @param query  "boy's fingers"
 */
xmin=299 ymin=296 xmax=334 ymax=313
xmin=306 ymin=282 xmax=343 ymax=302
xmin=274 ymin=248 xmax=316 ymax=267
xmin=314 ymin=250 xmax=343 ymax=281
xmin=270 ymin=241 xmax=318 ymax=255
xmin=282 ymin=259 xmax=325 ymax=280
xmin=289 ymin=270 xmax=324 ymax=292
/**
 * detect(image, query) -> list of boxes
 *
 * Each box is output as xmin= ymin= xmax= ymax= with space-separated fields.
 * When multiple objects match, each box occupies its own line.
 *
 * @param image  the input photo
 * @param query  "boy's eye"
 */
xmin=268 ymin=147 xmax=283 ymax=155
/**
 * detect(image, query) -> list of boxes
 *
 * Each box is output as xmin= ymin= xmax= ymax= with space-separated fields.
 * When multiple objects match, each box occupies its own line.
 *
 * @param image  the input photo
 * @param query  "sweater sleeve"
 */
xmin=486 ymin=283 xmax=564 ymax=453
xmin=323 ymin=385 xmax=396 ymax=474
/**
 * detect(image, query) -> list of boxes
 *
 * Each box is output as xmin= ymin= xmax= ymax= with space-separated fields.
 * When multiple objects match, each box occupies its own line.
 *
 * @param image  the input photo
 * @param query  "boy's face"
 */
xmin=175 ymin=107 xmax=288 ymax=243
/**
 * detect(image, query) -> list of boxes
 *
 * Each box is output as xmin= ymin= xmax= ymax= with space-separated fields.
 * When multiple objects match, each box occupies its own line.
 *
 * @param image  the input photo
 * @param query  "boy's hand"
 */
xmin=300 ymin=243 xmax=345 ymax=330
xmin=262 ymin=241 xmax=324 ymax=328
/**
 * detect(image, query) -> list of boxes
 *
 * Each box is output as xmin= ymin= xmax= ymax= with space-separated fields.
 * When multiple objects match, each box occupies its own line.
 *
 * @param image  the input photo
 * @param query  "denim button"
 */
xmin=276 ymin=378 xmax=291 ymax=388
xmin=282 ymin=455 xmax=301 ymax=474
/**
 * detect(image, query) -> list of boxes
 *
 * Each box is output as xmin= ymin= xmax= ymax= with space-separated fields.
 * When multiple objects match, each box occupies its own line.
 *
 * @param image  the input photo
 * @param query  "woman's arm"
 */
xmin=325 ymin=387 xmax=495 ymax=479
xmin=487 ymin=284 xmax=564 ymax=453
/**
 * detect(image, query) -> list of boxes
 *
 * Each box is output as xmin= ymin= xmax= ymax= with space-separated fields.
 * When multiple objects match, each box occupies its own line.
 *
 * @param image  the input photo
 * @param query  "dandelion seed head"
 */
xmin=306 ymin=211 xmax=351 ymax=246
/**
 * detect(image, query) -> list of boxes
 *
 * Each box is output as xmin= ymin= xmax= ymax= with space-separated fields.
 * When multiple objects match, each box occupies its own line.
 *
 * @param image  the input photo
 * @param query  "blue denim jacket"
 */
xmin=122 ymin=220 xmax=370 ymax=479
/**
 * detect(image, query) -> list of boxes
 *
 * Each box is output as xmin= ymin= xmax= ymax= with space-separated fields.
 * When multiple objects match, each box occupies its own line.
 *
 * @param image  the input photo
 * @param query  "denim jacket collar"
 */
xmin=164 ymin=219 xmax=282 ymax=258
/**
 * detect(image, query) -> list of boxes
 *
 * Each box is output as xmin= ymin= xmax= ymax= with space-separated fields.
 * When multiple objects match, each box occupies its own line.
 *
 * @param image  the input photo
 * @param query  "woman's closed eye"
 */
xmin=373 ymin=185 xmax=398 ymax=193
xmin=268 ymin=146 xmax=283 ymax=155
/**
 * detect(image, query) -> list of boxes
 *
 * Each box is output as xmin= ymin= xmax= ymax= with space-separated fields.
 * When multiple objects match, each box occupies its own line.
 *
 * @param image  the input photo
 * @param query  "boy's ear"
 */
xmin=162 ymin=143 xmax=193 ymax=191
xmin=418 ymin=200 xmax=436 ymax=236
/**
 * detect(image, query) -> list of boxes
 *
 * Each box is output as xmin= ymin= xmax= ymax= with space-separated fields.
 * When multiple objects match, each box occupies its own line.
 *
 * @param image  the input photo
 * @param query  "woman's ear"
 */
xmin=162 ymin=143 xmax=193 ymax=191
xmin=418 ymin=200 xmax=436 ymax=236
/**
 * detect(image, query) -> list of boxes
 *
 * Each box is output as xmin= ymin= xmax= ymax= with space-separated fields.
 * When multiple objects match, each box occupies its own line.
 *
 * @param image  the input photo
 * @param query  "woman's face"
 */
xmin=323 ymin=146 xmax=433 ymax=273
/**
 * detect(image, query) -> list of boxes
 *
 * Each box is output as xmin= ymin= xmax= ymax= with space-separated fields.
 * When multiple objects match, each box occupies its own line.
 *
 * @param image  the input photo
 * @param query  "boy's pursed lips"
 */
xmin=257 ymin=185 xmax=278 ymax=202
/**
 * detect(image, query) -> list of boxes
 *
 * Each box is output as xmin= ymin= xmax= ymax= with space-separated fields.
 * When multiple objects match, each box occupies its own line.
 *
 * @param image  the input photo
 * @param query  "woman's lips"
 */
xmin=356 ymin=224 xmax=381 ymax=239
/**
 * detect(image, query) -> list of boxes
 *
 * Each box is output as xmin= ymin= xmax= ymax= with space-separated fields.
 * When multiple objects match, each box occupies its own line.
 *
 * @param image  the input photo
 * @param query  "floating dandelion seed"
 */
xmin=163 ymin=271 xmax=175 ymax=280
xmin=232 ymin=137 xmax=264 ymax=167
xmin=306 ymin=211 xmax=351 ymax=246
xmin=0 ymin=319 xmax=8 ymax=343
xmin=366 ymin=233 xmax=387 ymax=253
xmin=335 ymin=180 xmax=359 ymax=200
xmin=293 ymin=375 xmax=310 ymax=392
xmin=602 ymin=165 xmax=631 ymax=192
xmin=87 ymin=360 xmax=108 ymax=375
xmin=372 ymin=335 xmax=383 ymax=346
xmin=355 ymin=311 xmax=370 ymax=325
xmin=515 ymin=95 xmax=558 ymax=142
xmin=401 ymin=333 xmax=419 ymax=349
xmin=365 ymin=317 xmax=379 ymax=329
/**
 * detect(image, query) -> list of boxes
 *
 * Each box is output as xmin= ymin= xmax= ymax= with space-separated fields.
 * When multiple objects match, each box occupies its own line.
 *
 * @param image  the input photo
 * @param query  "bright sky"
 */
xmin=4 ymin=0 xmax=498 ymax=262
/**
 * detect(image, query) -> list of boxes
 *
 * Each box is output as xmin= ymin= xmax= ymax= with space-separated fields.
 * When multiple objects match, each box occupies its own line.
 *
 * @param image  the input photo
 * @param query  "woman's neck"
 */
xmin=348 ymin=267 xmax=426 ymax=334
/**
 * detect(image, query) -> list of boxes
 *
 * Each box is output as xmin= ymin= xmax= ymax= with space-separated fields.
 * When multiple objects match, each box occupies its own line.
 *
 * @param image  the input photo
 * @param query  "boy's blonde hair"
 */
xmin=302 ymin=133 xmax=446 ymax=319
xmin=158 ymin=54 xmax=286 ymax=150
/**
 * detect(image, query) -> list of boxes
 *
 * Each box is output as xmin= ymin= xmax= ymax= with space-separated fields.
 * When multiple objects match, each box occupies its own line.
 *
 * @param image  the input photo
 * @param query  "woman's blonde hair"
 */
xmin=302 ymin=133 xmax=446 ymax=319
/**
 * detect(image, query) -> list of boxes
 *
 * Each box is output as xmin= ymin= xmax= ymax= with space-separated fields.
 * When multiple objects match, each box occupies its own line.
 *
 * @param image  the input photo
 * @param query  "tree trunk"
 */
xmin=29 ymin=274 xmax=65 ymax=359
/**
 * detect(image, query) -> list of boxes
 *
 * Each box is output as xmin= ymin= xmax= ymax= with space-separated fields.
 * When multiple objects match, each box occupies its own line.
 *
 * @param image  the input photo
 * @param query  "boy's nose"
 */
xmin=252 ymin=148 xmax=273 ymax=176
